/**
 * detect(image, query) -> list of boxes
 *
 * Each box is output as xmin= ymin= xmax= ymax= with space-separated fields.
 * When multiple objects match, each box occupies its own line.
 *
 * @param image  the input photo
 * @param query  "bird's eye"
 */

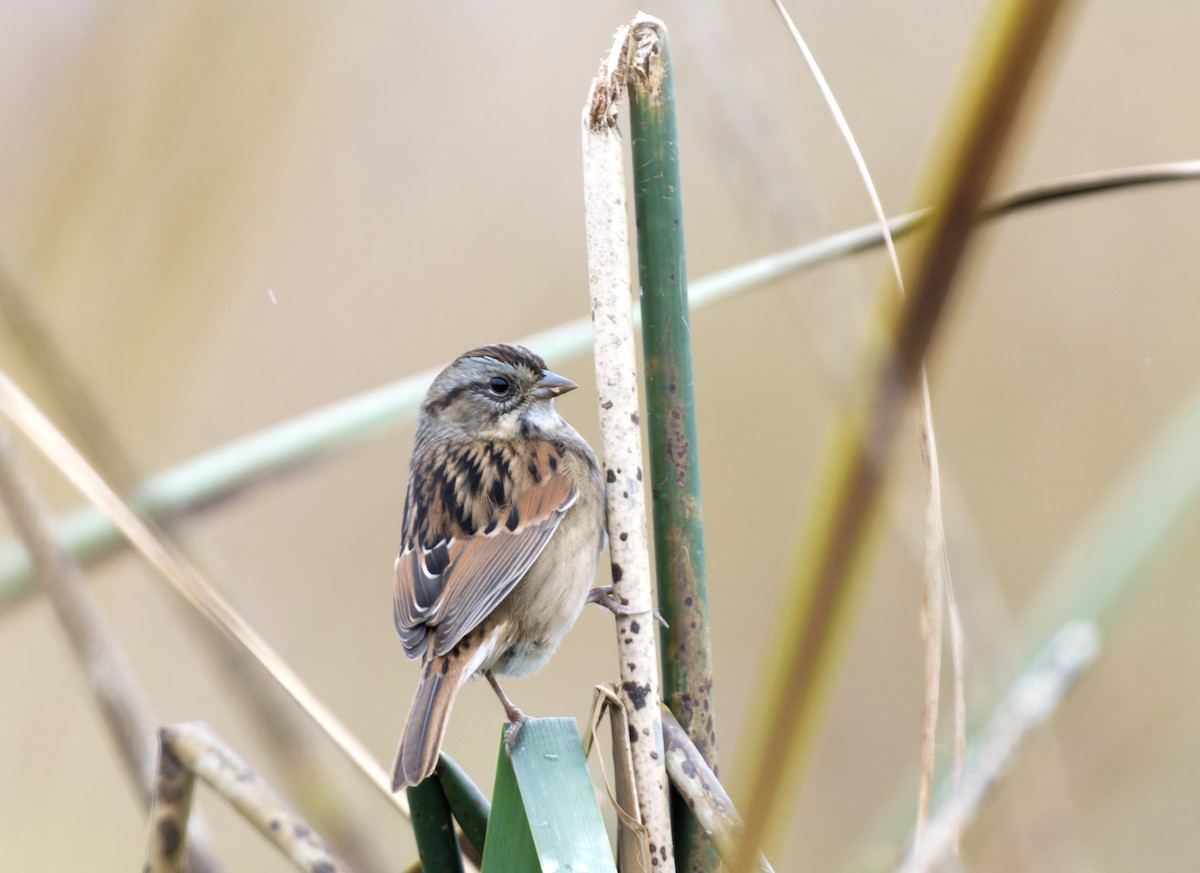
xmin=488 ymin=376 xmax=511 ymax=396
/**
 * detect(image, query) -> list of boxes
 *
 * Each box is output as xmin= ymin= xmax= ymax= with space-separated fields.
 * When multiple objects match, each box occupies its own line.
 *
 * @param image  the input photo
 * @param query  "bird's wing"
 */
xmin=393 ymin=441 xmax=577 ymax=658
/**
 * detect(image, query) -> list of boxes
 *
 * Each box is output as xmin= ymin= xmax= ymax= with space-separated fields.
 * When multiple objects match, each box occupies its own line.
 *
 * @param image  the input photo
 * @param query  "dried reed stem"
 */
xmin=145 ymin=722 xmax=350 ymax=873
xmin=0 ymin=370 xmax=408 ymax=818
xmin=894 ymin=622 xmax=1099 ymax=873
xmin=582 ymin=21 xmax=675 ymax=870
xmin=0 ymin=424 xmax=223 ymax=873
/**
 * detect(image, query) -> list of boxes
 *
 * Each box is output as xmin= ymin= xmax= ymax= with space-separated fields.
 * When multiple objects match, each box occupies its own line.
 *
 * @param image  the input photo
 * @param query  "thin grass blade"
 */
xmin=0 ymin=369 xmax=409 ymax=817
xmin=732 ymin=0 xmax=1076 ymax=868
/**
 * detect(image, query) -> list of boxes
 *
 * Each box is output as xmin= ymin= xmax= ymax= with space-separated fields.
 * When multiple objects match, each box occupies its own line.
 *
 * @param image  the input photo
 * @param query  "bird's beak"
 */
xmin=533 ymin=369 xmax=577 ymax=399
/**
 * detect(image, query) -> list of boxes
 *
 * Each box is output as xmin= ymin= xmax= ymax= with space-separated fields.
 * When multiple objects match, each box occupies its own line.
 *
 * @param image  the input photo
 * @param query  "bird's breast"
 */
xmin=486 ymin=493 xmax=605 ymax=677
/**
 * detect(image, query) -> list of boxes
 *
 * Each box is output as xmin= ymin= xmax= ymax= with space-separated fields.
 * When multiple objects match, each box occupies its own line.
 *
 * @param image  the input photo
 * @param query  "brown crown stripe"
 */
xmin=458 ymin=343 xmax=547 ymax=373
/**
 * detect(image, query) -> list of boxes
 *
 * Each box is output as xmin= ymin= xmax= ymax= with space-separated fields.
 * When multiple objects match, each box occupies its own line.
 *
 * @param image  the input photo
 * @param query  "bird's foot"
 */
xmin=486 ymin=670 xmax=532 ymax=758
xmin=586 ymin=585 xmax=668 ymax=628
xmin=503 ymin=710 xmax=529 ymax=758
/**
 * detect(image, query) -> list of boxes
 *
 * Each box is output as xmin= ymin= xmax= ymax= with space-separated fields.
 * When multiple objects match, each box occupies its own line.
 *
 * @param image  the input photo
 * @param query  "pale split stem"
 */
xmin=947 ymin=560 xmax=967 ymax=804
xmin=915 ymin=369 xmax=957 ymax=850
xmin=661 ymin=708 xmax=775 ymax=873
xmin=145 ymin=722 xmax=350 ymax=873
xmin=581 ymin=18 xmax=675 ymax=871
xmin=895 ymin=622 xmax=1100 ymax=873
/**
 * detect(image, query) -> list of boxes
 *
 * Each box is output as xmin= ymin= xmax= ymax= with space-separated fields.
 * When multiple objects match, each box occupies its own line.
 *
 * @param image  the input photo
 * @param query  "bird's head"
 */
xmin=421 ymin=343 xmax=577 ymax=441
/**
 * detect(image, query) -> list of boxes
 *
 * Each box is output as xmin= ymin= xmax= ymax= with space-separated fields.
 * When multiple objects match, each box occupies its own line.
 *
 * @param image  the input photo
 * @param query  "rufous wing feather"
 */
xmin=393 ymin=443 xmax=578 ymax=659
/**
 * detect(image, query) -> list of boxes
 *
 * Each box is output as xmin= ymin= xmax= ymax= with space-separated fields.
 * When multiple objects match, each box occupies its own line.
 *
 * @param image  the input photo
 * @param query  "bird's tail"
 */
xmin=392 ymin=652 xmax=471 ymax=791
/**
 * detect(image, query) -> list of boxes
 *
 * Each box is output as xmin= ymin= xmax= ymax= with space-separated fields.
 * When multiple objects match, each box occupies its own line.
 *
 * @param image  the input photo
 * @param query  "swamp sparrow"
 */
xmin=390 ymin=343 xmax=608 ymax=790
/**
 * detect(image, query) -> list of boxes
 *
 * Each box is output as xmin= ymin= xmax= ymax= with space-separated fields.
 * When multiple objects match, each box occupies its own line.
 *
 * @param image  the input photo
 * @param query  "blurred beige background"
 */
xmin=1 ymin=1 xmax=1198 ymax=870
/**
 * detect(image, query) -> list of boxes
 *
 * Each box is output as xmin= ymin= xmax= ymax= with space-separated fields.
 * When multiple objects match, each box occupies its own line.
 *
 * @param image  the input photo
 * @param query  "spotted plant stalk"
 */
xmin=582 ymin=21 xmax=675 ymax=870
xmin=145 ymin=722 xmax=349 ymax=873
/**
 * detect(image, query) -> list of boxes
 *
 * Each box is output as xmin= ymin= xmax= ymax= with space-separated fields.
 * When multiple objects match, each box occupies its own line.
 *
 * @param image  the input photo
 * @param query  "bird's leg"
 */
xmin=586 ymin=585 xmax=669 ymax=628
xmin=485 ymin=670 xmax=529 ymax=756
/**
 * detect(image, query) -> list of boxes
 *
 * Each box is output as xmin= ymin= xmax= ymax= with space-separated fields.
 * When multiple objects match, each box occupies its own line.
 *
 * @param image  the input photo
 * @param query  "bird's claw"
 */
xmin=504 ymin=712 xmax=529 ymax=759
xmin=586 ymin=585 xmax=669 ymax=628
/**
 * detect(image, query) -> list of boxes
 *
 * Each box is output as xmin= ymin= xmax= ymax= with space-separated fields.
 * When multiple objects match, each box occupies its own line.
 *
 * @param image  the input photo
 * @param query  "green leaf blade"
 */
xmin=482 ymin=718 xmax=616 ymax=873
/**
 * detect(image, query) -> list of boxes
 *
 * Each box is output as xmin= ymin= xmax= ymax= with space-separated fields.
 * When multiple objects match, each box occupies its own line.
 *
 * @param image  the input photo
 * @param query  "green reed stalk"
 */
xmin=406 ymin=777 xmax=464 ymax=873
xmin=626 ymin=18 xmax=718 ymax=873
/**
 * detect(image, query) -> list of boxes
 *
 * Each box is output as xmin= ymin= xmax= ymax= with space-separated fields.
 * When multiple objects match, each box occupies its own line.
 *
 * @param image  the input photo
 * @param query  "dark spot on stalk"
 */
xmin=606 ymin=469 xmax=617 ymax=484
xmin=157 ymin=819 xmax=181 ymax=858
xmin=611 ymin=563 xmax=623 ymax=582
xmin=622 ymin=681 xmax=651 ymax=710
